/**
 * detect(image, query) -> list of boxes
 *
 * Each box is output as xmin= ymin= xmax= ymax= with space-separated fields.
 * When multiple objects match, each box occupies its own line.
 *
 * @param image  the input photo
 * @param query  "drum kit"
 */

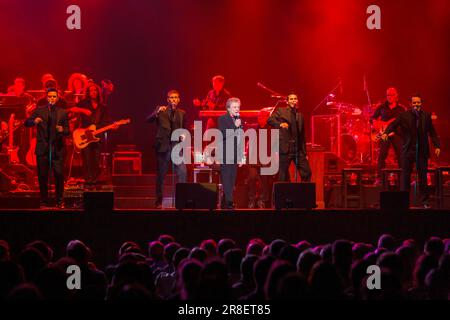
xmin=325 ymin=100 xmax=375 ymax=164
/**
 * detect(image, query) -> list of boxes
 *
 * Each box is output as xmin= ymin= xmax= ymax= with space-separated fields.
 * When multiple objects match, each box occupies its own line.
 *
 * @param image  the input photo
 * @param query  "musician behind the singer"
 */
xmin=146 ymin=90 xmax=187 ymax=209
xmin=370 ymin=87 xmax=406 ymax=184
xmin=267 ymin=92 xmax=311 ymax=182
xmin=24 ymin=88 xmax=69 ymax=209
xmin=71 ymin=83 xmax=117 ymax=186
xmin=193 ymin=75 xmax=231 ymax=130
xmin=218 ymin=97 xmax=245 ymax=209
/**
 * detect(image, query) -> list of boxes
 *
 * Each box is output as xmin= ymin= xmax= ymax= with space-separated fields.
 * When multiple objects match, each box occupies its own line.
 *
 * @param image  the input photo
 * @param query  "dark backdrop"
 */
xmin=1 ymin=0 xmax=449 ymax=171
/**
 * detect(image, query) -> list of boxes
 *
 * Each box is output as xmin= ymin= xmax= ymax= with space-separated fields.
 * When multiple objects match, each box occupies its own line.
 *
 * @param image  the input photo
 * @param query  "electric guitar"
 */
xmin=371 ymin=118 xmax=396 ymax=142
xmin=73 ymin=119 xmax=131 ymax=150
xmin=25 ymin=128 xmax=37 ymax=166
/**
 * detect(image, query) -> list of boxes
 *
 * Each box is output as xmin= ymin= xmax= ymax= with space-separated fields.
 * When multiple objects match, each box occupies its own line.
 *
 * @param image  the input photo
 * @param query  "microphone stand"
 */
xmin=293 ymin=105 xmax=299 ymax=182
xmin=256 ymin=82 xmax=284 ymax=98
xmin=169 ymin=103 xmax=176 ymax=208
xmin=311 ymin=81 xmax=341 ymax=115
xmin=363 ymin=75 xmax=374 ymax=166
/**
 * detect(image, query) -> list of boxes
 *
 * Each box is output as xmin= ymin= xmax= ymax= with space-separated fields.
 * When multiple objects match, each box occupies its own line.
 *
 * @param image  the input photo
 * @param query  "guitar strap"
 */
xmin=94 ymin=105 xmax=102 ymax=126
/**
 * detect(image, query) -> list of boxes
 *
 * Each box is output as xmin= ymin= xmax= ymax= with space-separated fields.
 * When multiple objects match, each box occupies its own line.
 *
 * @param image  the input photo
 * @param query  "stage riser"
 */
xmin=326 ymin=185 xmax=450 ymax=208
xmin=112 ymin=174 xmax=176 ymax=186
xmin=114 ymin=197 xmax=174 ymax=209
xmin=113 ymin=186 xmax=174 ymax=198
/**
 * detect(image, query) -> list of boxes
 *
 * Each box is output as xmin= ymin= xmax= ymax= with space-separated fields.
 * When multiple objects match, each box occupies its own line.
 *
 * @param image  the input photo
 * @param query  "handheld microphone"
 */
xmin=234 ymin=113 xmax=243 ymax=128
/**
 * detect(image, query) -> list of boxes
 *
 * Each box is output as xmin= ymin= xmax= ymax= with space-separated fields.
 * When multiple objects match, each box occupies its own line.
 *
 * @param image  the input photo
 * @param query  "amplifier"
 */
xmin=113 ymin=151 xmax=142 ymax=175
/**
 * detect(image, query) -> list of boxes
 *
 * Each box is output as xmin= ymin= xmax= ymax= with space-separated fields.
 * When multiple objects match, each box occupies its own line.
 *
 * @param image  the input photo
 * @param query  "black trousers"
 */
xmin=401 ymin=153 xmax=429 ymax=204
xmin=36 ymin=154 xmax=65 ymax=203
xmin=247 ymin=166 xmax=272 ymax=202
xmin=156 ymin=150 xmax=187 ymax=201
xmin=278 ymin=153 xmax=312 ymax=182
xmin=377 ymin=135 xmax=402 ymax=177
xmin=81 ymin=142 xmax=101 ymax=183
xmin=220 ymin=164 xmax=238 ymax=204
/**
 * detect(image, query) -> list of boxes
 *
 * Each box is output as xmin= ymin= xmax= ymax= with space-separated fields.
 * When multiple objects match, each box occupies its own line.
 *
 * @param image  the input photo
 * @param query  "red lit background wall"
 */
xmin=0 ymin=0 xmax=449 ymax=170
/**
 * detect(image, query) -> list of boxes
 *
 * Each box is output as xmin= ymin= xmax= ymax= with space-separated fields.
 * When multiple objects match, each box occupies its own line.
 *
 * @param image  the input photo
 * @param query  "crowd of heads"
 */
xmin=0 ymin=234 xmax=449 ymax=300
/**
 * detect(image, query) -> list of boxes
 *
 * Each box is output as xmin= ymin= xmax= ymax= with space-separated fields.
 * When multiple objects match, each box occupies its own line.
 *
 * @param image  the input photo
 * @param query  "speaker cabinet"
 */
xmin=176 ymin=183 xmax=218 ymax=209
xmin=83 ymin=191 xmax=114 ymax=211
xmin=273 ymin=182 xmax=316 ymax=210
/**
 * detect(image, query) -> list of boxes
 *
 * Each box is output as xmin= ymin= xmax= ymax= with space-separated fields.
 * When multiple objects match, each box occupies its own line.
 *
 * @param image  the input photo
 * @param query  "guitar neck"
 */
xmin=8 ymin=117 xmax=14 ymax=147
xmin=93 ymin=124 xmax=116 ymax=135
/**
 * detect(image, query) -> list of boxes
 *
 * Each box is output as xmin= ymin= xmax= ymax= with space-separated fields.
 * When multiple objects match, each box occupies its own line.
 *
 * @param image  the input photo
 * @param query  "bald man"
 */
xmin=371 ymin=87 xmax=406 ymax=183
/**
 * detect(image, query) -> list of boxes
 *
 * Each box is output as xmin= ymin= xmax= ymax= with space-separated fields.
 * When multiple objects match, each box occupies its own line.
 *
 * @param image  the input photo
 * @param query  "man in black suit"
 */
xmin=25 ymin=88 xmax=70 ymax=208
xmin=267 ymin=93 xmax=311 ymax=182
xmin=382 ymin=94 xmax=440 ymax=208
xmin=147 ymin=90 xmax=187 ymax=209
xmin=218 ymin=97 xmax=244 ymax=209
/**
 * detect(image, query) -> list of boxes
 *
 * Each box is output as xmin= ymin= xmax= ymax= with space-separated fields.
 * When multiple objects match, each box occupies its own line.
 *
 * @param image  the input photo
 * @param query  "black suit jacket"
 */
xmin=76 ymin=99 xmax=110 ymax=128
xmin=24 ymin=104 xmax=70 ymax=157
xmin=267 ymin=104 xmax=307 ymax=155
xmin=147 ymin=106 xmax=187 ymax=153
xmin=385 ymin=109 xmax=440 ymax=158
xmin=218 ymin=113 xmax=243 ymax=164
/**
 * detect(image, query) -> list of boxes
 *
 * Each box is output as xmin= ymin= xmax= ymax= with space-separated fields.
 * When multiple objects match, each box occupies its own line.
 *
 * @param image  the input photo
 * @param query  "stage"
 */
xmin=1 ymin=207 xmax=449 ymax=268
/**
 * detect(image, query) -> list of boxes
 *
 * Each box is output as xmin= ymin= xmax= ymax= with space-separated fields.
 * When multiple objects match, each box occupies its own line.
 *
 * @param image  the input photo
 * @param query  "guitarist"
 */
xmin=73 ymin=83 xmax=118 ymax=185
xmin=24 ymin=88 xmax=69 ymax=208
xmin=370 ymin=87 xmax=406 ymax=184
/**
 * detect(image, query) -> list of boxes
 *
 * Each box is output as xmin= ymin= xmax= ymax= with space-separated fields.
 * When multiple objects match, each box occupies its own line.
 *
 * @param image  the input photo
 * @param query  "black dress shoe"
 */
xmin=257 ymin=199 xmax=266 ymax=209
xmin=56 ymin=201 xmax=65 ymax=209
xmin=226 ymin=201 xmax=235 ymax=209
xmin=40 ymin=201 xmax=51 ymax=209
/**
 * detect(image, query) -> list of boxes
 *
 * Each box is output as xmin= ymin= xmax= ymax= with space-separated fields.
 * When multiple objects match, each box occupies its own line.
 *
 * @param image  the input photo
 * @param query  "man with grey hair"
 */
xmin=218 ymin=97 xmax=243 ymax=209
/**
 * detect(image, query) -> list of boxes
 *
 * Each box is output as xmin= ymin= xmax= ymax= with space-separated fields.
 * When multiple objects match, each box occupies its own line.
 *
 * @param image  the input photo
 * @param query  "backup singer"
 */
xmin=25 ymin=88 xmax=69 ymax=208
xmin=267 ymin=93 xmax=311 ymax=182
xmin=382 ymin=94 xmax=440 ymax=208
xmin=147 ymin=90 xmax=187 ymax=209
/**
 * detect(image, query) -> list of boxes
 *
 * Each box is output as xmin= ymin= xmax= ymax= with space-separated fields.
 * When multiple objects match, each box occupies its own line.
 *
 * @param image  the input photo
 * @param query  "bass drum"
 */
xmin=340 ymin=134 xmax=357 ymax=162
xmin=340 ymin=133 xmax=372 ymax=163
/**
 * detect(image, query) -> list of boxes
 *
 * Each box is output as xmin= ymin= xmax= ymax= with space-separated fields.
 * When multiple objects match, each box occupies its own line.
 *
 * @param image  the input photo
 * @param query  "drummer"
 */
xmin=370 ymin=87 xmax=406 ymax=184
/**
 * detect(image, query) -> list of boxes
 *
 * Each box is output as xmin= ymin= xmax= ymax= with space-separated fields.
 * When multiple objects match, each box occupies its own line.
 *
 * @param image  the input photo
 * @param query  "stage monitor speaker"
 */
xmin=83 ymin=191 xmax=114 ymax=211
xmin=273 ymin=182 xmax=316 ymax=210
xmin=380 ymin=191 xmax=409 ymax=210
xmin=176 ymin=183 xmax=217 ymax=209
